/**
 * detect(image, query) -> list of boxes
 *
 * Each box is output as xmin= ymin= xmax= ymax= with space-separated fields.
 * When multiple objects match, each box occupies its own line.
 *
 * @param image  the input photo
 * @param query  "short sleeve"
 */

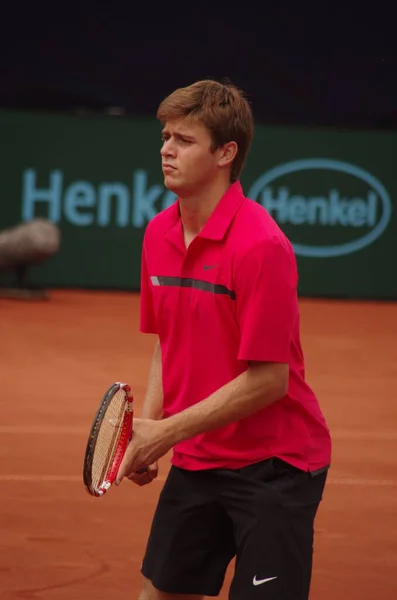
xmin=139 ymin=238 xmax=158 ymax=334
xmin=235 ymin=238 xmax=298 ymax=363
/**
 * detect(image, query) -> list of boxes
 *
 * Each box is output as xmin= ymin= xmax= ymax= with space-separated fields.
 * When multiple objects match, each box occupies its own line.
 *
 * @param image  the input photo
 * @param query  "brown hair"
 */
xmin=156 ymin=79 xmax=254 ymax=182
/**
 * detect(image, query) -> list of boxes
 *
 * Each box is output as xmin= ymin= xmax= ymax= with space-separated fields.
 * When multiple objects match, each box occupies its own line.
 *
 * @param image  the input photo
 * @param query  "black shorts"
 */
xmin=141 ymin=457 xmax=328 ymax=599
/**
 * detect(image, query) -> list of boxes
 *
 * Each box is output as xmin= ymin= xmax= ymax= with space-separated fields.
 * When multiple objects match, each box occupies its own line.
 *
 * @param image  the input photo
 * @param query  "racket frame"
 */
xmin=83 ymin=382 xmax=133 ymax=497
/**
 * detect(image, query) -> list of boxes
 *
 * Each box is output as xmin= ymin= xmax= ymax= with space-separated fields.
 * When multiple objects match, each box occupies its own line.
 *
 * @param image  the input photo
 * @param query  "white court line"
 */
xmin=330 ymin=431 xmax=397 ymax=441
xmin=328 ymin=478 xmax=397 ymax=486
xmin=0 ymin=426 xmax=88 ymax=434
xmin=2 ymin=474 xmax=397 ymax=486
xmin=1 ymin=426 xmax=397 ymax=440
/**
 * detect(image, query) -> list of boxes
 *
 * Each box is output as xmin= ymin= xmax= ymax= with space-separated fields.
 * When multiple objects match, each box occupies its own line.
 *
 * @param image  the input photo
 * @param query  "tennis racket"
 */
xmin=83 ymin=381 xmax=134 ymax=497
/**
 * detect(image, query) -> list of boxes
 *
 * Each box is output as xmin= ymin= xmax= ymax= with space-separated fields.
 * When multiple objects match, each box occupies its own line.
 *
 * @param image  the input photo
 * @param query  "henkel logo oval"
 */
xmin=248 ymin=159 xmax=392 ymax=257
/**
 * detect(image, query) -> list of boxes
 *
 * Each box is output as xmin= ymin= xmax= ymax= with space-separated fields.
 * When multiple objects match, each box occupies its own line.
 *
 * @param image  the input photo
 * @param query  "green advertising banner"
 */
xmin=0 ymin=109 xmax=396 ymax=299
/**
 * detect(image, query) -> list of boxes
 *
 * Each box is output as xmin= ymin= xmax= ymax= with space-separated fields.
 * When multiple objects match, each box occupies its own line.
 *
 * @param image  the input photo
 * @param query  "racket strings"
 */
xmin=92 ymin=389 xmax=126 ymax=490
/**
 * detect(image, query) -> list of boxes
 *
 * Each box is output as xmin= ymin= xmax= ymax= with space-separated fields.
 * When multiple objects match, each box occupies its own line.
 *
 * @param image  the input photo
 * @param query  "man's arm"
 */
xmin=116 ymin=361 xmax=289 ymax=479
xmin=163 ymin=361 xmax=287 ymax=444
xmin=140 ymin=339 xmax=163 ymax=420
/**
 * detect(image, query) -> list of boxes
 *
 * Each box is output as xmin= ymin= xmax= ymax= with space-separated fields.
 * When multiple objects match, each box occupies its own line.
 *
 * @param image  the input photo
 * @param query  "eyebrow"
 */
xmin=162 ymin=128 xmax=196 ymax=141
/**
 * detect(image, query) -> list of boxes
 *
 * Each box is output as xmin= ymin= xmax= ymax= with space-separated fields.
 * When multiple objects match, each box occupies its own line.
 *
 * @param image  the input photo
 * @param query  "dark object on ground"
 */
xmin=0 ymin=219 xmax=60 ymax=300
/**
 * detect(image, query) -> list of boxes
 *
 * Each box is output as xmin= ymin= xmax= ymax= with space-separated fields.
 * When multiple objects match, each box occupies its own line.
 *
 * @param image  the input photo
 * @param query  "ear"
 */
xmin=217 ymin=141 xmax=238 ymax=169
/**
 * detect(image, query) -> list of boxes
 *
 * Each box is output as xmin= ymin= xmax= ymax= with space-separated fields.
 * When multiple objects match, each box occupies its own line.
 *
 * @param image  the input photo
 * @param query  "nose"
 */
xmin=161 ymin=137 xmax=176 ymax=158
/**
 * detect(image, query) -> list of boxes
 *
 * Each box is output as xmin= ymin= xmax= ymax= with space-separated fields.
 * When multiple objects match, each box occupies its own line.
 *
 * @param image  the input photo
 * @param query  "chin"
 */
xmin=164 ymin=176 xmax=182 ymax=195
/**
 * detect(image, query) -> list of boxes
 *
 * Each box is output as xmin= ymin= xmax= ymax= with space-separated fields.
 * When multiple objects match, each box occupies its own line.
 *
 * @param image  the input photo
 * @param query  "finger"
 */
xmin=147 ymin=463 xmax=158 ymax=479
xmin=134 ymin=464 xmax=157 ymax=480
xmin=127 ymin=463 xmax=158 ymax=486
xmin=116 ymin=453 xmax=131 ymax=486
xmin=127 ymin=472 xmax=152 ymax=487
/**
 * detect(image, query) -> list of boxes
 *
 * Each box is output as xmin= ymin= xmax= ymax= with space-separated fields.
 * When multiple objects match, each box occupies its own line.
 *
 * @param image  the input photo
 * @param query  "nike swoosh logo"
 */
xmin=253 ymin=576 xmax=278 ymax=586
xmin=203 ymin=264 xmax=219 ymax=270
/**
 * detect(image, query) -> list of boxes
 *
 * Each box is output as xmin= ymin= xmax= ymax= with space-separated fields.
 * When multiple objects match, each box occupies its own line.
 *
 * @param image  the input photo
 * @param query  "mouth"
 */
xmin=162 ymin=164 xmax=176 ymax=173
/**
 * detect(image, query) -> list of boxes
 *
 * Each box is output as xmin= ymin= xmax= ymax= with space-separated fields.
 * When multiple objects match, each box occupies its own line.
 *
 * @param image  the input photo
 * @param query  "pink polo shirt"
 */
xmin=140 ymin=182 xmax=331 ymax=473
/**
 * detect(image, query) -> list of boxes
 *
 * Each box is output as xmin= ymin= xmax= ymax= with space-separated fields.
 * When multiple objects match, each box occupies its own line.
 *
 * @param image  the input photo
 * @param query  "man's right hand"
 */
xmin=127 ymin=462 xmax=158 ymax=486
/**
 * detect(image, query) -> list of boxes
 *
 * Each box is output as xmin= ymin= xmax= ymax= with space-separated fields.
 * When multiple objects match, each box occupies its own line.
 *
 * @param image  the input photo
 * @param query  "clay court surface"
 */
xmin=1 ymin=290 xmax=396 ymax=599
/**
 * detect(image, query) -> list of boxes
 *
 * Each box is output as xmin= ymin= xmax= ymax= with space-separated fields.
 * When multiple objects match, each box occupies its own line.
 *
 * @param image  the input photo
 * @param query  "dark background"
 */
xmin=1 ymin=1 xmax=396 ymax=129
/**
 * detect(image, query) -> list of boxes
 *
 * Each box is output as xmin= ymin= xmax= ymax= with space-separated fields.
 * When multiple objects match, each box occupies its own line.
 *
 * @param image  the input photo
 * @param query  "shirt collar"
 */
xmin=164 ymin=181 xmax=245 ymax=248
xmin=198 ymin=181 xmax=245 ymax=240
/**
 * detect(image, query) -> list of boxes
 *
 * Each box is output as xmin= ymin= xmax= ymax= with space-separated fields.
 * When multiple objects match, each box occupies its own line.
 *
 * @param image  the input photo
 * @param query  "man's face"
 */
xmin=160 ymin=117 xmax=223 ymax=196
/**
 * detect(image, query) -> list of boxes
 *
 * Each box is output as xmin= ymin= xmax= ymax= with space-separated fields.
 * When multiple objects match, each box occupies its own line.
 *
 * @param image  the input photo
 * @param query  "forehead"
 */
xmin=162 ymin=116 xmax=210 ymax=138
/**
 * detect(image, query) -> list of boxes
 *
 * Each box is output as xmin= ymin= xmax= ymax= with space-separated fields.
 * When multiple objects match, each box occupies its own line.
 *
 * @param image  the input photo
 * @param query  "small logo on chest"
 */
xmin=203 ymin=264 xmax=219 ymax=270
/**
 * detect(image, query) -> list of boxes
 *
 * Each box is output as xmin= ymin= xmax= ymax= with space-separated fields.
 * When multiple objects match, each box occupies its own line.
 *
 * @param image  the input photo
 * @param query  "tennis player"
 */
xmin=117 ymin=79 xmax=332 ymax=600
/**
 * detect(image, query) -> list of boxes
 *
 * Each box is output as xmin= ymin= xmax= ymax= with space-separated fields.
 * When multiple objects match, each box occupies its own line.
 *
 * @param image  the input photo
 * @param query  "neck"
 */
xmin=178 ymin=179 xmax=231 ymax=235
